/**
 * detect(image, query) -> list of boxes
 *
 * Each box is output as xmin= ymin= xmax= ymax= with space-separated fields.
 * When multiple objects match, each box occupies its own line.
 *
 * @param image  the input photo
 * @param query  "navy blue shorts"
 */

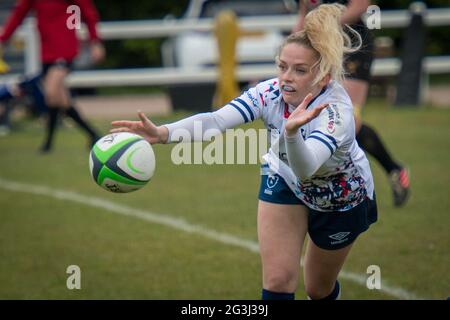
xmin=258 ymin=174 xmax=378 ymax=250
xmin=42 ymin=59 xmax=73 ymax=77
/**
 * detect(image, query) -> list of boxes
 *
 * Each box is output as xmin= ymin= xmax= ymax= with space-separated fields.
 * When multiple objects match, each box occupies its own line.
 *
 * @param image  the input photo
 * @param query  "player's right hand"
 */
xmin=110 ymin=111 xmax=169 ymax=144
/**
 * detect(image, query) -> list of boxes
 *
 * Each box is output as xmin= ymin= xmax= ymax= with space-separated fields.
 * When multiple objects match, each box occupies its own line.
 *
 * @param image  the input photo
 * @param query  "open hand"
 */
xmin=285 ymin=93 xmax=328 ymax=137
xmin=111 ymin=111 xmax=168 ymax=144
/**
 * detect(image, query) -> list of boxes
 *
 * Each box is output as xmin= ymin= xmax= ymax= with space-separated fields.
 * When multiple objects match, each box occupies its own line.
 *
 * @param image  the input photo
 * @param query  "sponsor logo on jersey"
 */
xmin=326 ymin=106 xmax=335 ymax=134
xmin=326 ymin=104 xmax=341 ymax=134
xmin=246 ymin=90 xmax=259 ymax=109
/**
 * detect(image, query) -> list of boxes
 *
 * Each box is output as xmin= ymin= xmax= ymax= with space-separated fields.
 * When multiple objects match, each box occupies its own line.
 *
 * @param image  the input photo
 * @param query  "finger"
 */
xmin=111 ymin=120 xmax=134 ymax=127
xmin=314 ymin=103 xmax=328 ymax=113
xmin=299 ymin=93 xmax=313 ymax=109
xmin=110 ymin=127 xmax=132 ymax=133
xmin=315 ymin=103 xmax=329 ymax=114
xmin=311 ymin=103 xmax=329 ymax=118
xmin=138 ymin=111 xmax=158 ymax=132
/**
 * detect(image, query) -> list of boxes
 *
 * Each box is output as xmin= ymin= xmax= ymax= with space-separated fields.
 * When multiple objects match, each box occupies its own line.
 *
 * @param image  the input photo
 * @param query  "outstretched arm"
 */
xmin=162 ymin=104 xmax=249 ymax=143
xmin=0 ymin=0 xmax=33 ymax=44
xmin=111 ymin=104 xmax=253 ymax=144
xmin=111 ymin=87 xmax=262 ymax=144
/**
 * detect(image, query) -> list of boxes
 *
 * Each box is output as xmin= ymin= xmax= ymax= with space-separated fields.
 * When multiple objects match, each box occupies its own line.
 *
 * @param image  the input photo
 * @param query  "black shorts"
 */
xmin=343 ymin=22 xmax=374 ymax=82
xmin=41 ymin=59 xmax=73 ymax=78
xmin=258 ymin=173 xmax=378 ymax=250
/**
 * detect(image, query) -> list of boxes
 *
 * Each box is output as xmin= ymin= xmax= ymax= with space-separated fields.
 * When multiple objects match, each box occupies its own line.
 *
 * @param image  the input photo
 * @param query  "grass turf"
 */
xmin=0 ymin=101 xmax=448 ymax=299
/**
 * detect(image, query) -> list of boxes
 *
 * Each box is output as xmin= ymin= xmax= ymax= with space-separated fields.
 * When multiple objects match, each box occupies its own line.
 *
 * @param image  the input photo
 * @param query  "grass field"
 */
xmin=0 ymin=100 xmax=449 ymax=299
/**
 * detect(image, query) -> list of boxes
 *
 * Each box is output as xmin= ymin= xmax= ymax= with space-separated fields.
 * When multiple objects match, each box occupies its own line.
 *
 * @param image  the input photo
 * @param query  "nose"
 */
xmin=280 ymin=67 xmax=293 ymax=83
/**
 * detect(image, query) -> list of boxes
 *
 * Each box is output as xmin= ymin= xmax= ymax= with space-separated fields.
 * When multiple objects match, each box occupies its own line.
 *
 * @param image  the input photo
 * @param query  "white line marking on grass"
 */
xmin=0 ymin=177 xmax=425 ymax=300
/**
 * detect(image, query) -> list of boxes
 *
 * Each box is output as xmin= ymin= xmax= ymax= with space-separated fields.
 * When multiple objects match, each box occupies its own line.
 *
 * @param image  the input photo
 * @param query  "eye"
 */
xmin=296 ymin=68 xmax=306 ymax=74
xmin=277 ymin=64 xmax=287 ymax=71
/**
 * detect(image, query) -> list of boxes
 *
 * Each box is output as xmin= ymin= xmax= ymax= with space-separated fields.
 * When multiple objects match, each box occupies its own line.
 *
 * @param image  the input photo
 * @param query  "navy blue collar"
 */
xmin=306 ymin=85 xmax=328 ymax=109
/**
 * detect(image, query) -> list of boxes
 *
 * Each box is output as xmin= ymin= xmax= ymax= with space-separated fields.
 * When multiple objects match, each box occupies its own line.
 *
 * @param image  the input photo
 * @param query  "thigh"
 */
xmin=258 ymin=200 xmax=308 ymax=291
xmin=303 ymin=239 xmax=353 ymax=298
xmin=43 ymin=65 xmax=71 ymax=107
xmin=343 ymin=78 xmax=369 ymax=133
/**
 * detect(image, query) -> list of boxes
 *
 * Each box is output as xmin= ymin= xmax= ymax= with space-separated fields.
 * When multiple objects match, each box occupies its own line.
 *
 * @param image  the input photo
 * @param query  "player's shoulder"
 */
xmin=253 ymin=78 xmax=280 ymax=91
xmin=320 ymin=81 xmax=354 ymax=119
xmin=313 ymin=81 xmax=354 ymax=138
xmin=243 ymin=78 xmax=282 ymax=109
xmin=324 ymin=81 xmax=353 ymax=110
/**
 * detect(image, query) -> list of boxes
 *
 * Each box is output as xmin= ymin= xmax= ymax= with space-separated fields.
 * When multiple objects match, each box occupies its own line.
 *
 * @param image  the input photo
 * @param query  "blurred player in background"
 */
xmin=111 ymin=4 xmax=378 ymax=300
xmin=0 ymin=0 xmax=105 ymax=152
xmin=293 ymin=0 xmax=410 ymax=207
xmin=0 ymin=73 xmax=47 ymax=135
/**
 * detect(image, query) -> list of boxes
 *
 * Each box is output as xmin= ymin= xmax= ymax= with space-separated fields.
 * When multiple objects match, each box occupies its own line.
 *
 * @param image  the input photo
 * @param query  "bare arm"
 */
xmin=340 ymin=0 xmax=370 ymax=25
xmin=293 ymin=0 xmax=370 ymax=32
xmin=292 ymin=0 xmax=308 ymax=33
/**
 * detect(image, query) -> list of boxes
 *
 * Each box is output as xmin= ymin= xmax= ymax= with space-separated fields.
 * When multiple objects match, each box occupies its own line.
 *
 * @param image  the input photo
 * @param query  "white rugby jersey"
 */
xmin=165 ymin=78 xmax=374 ymax=212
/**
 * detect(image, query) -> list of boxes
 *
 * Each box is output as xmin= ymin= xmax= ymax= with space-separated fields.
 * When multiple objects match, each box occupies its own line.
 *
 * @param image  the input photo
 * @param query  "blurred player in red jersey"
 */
xmin=0 ymin=0 xmax=105 ymax=152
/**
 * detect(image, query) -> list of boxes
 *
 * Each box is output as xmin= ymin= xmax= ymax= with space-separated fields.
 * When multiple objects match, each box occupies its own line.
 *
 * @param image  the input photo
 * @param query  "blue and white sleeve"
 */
xmin=164 ymin=87 xmax=262 ymax=143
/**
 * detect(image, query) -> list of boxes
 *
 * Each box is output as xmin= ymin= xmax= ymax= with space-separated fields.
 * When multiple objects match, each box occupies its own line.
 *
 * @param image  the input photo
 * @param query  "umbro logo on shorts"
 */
xmin=328 ymin=232 xmax=351 ymax=242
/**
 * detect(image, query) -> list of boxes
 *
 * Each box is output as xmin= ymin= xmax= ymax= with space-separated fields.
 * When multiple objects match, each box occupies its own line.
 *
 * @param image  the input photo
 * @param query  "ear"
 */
xmin=319 ymin=73 xmax=331 ymax=87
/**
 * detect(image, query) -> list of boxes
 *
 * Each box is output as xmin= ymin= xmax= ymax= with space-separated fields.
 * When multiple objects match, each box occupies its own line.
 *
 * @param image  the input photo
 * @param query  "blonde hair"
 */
xmin=279 ymin=3 xmax=362 ymax=85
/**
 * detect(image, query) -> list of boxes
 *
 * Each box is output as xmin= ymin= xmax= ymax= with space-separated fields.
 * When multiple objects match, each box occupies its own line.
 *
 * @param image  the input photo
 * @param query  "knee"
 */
xmin=264 ymin=269 xmax=298 ymax=293
xmin=45 ymin=88 xmax=62 ymax=106
xmin=44 ymin=77 xmax=69 ymax=107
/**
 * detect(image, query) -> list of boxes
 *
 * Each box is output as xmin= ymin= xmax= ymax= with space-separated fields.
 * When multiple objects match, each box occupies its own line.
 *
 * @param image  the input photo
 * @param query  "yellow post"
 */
xmin=213 ymin=10 xmax=240 ymax=107
xmin=0 ymin=48 xmax=10 ymax=74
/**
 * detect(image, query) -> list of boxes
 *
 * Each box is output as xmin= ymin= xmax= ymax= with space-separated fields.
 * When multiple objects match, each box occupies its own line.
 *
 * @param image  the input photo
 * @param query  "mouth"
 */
xmin=281 ymin=84 xmax=296 ymax=94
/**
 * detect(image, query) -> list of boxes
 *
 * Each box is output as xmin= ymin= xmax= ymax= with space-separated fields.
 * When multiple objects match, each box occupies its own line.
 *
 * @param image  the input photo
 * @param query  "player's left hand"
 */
xmin=285 ymin=93 xmax=328 ymax=137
